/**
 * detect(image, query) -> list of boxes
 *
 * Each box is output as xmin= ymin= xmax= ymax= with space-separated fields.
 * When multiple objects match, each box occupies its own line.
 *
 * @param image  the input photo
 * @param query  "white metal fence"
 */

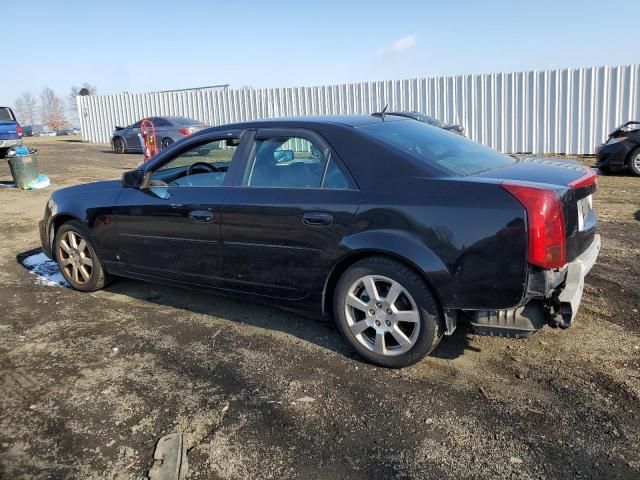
xmin=77 ymin=64 xmax=640 ymax=155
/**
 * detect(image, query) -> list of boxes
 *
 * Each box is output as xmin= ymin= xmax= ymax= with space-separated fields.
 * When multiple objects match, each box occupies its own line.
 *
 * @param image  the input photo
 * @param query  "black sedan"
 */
xmin=596 ymin=121 xmax=640 ymax=176
xmin=39 ymin=115 xmax=600 ymax=367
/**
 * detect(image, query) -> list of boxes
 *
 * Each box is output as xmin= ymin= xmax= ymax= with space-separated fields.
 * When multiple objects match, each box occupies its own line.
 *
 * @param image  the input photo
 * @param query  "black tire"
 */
xmin=54 ymin=220 xmax=111 ymax=292
xmin=333 ymin=256 xmax=443 ymax=368
xmin=628 ymin=147 xmax=640 ymax=177
xmin=113 ymin=136 xmax=126 ymax=154
xmin=161 ymin=137 xmax=174 ymax=149
xmin=0 ymin=148 xmax=7 ymax=159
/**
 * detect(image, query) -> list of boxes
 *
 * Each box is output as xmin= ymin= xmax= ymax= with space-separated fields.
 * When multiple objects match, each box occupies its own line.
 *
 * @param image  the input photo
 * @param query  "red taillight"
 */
xmin=568 ymin=169 xmax=597 ymax=189
xmin=502 ymin=183 xmax=567 ymax=269
xmin=16 ymin=124 xmax=22 ymax=137
xmin=179 ymin=128 xmax=193 ymax=136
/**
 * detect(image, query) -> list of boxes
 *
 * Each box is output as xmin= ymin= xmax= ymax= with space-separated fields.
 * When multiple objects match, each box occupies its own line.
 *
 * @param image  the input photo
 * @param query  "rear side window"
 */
xmin=0 ymin=108 xmax=15 ymax=121
xmin=359 ymin=120 xmax=514 ymax=176
xmin=243 ymin=136 xmax=327 ymax=188
xmin=152 ymin=118 xmax=171 ymax=127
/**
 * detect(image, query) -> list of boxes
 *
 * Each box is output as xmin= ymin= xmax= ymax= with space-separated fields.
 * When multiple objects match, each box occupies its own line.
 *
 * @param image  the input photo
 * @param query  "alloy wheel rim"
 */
xmin=115 ymin=139 xmax=123 ymax=153
xmin=344 ymin=275 xmax=420 ymax=356
xmin=162 ymin=139 xmax=172 ymax=148
xmin=634 ymin=153 xmax=640 ymax=170
xmin=58 ymin=230 xmax=94 ymax=285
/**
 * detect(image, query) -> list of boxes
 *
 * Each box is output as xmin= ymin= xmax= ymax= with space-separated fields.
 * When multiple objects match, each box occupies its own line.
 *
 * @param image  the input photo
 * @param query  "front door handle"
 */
xmin=189 ymin=210 xmax=214 ymax=223
xmin=302 ymin=212 xmax=333 ymax=227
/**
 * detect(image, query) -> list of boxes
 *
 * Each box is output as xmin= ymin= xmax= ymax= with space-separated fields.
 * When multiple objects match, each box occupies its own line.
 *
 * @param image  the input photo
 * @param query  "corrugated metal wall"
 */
xmin=77 ymin=64 xmax=640 ymax=154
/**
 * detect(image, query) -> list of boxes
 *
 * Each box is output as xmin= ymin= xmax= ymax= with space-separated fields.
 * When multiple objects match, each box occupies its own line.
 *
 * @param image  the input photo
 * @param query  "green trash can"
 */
xmin=8 ymin=153 xmax=38 ymax=190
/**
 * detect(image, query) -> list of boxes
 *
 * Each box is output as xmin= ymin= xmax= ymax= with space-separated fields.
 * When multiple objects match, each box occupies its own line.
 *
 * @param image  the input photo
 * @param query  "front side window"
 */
xmin=243 ymin=136 xmax=328 ymax=188
xmin=150 ymin=138 xmax=239 ymax=187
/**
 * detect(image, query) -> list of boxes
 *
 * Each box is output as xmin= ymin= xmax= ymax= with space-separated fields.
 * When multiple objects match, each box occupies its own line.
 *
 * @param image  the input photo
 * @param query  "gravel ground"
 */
xmin=0 ymin=137 xmax=638 ymax=480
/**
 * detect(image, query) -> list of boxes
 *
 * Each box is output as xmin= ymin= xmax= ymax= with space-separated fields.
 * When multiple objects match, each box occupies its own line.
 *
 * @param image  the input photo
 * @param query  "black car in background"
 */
xmin=39 ymin=115 xmax=599 ymax=367
xmin=596 ymin=121 xmax=640 ymax=176
xmin=378 ymin=111 xmax=465 ymax=135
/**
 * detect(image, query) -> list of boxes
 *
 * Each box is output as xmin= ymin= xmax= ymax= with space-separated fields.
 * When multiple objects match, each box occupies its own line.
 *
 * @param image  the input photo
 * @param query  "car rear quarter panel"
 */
xmin=337 ymin=178 xmax=528 ymax=311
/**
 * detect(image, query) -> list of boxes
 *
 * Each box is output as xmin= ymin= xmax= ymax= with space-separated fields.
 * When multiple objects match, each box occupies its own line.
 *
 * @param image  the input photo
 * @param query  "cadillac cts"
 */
xmin=39 ymin=115 xmax=600 ymax=367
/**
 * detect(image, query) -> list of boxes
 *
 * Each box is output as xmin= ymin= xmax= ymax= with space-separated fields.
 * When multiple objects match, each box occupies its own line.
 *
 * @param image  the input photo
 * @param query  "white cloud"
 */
xmin=377 ymin=35 xmax=417 ymax=55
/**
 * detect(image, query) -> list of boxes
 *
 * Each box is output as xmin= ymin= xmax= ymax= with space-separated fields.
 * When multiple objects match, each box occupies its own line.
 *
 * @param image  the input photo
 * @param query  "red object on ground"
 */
xmin=140 ymin=119 xmax=158 ymax=161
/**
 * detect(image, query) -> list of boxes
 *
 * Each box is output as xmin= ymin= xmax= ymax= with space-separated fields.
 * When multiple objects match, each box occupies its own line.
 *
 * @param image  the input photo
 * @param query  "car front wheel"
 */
xmin=333 ymin=256 xmax=443 ymax=368
xmin=54 ymin=221 xmax=110 ymax=292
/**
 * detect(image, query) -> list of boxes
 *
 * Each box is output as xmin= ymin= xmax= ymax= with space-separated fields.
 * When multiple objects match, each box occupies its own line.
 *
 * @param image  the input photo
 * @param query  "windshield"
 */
xmin=418 ymin=114 xmax=444 ymax=128
xmin=360 ymin=120 xmax=515 ymax=176
xmin=0 ymin=108 xmax=15 ymax=121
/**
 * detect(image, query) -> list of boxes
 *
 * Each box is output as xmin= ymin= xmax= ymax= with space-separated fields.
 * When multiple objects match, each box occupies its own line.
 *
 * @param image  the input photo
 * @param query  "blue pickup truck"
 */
xmin=0 ymin=106 xmax=23 ymax=157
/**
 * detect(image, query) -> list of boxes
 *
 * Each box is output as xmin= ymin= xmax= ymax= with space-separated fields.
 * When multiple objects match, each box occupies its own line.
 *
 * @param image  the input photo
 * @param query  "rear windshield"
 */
xmin=359 ymin=120 xmax=514 ymax=176
xmin=172 ymin=117 xmax=201 ymax=126
xmin=0 ymin=108 xmax=15 ymax=121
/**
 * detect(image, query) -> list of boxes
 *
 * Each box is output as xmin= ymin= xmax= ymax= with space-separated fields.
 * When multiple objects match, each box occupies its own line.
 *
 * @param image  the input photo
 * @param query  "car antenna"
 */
xmin=380 ymin=104 xmax=388 ymax=121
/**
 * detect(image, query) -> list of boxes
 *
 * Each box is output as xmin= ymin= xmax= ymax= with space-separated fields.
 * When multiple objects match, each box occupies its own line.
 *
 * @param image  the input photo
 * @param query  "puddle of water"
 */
xmin=20 ymin=252 xmax=69 ymax=287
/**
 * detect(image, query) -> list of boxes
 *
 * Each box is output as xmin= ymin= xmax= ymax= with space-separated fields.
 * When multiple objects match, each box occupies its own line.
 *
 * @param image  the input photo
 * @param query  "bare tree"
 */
xmin=13 ymin=92 xmax=38 ymax=126
xmin=67 ymin=82 xmax=96 ymax=125
xmin=40 ymin=87 xmax=67 ymax=130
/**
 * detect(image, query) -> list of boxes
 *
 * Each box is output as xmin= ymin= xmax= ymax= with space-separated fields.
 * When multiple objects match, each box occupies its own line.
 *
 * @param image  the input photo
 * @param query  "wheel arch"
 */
xmin=625 ymin=145 xmax=640 ymax=166
xmin=321 ymin=247 xmax=449 ymax=322
xmin=49 ymin=213 xmax=82 ymax=257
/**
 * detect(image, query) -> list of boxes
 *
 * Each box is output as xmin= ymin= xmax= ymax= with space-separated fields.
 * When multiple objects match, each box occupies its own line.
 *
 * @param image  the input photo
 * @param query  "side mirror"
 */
xmin=122 ymin=170 xmax=144 ymax=188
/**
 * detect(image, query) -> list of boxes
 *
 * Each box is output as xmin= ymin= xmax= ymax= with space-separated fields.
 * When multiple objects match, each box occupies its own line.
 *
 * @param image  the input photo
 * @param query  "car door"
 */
xmin=151 ymin=117 xmax=171 ymax=147
xmin=221 ymin=128 xmax=361 ymax=299
xmin=115 ymin=130 xmax=246 ymax=286
xmin=124 ymin=120 xmax=143 ymax=151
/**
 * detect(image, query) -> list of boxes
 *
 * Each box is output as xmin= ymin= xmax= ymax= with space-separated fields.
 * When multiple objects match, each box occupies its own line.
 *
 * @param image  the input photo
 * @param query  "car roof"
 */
xmin=199 ymin=114 xmax=408 ymax=132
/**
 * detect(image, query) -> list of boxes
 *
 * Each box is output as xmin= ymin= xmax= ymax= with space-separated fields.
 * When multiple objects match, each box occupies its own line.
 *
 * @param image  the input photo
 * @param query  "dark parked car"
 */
xmin=0 ymin=106 xmax=22 ymax=157
xmin=596 ymin=121 xmax=640 ymax=176
xmin=39 ymin=115 xmax=600 ymax=367
xmin=22 ymin=125 xmax=45 ymax=137
xmin=111 ymin=116 xmax=208 ymax=154
xmin=377 ymin=111 xmax=465 ymax=135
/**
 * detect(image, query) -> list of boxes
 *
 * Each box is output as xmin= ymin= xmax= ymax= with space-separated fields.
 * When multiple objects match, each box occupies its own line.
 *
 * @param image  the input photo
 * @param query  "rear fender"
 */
xmin=326 ymin=229 xmax=454 ymax=310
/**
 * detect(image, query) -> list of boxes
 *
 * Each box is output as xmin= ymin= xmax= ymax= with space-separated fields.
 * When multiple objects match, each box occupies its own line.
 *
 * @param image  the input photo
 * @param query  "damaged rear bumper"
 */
xmin=470 ymin=234 xmax=601 ymax=337
xmin=556 ymin=233 xmax=601 ymax=325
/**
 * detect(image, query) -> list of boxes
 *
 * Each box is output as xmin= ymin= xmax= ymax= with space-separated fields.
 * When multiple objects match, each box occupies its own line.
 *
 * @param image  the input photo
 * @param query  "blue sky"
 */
xmin=1 ymin=0 xmax=636 ymax=106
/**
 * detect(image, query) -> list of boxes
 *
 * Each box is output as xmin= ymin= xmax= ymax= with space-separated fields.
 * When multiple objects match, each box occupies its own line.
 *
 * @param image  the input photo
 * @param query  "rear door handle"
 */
xmin=302 ymin=212 xmax=333 ymax=227
xmin=189 ymin=210 xmax=214 ymax=223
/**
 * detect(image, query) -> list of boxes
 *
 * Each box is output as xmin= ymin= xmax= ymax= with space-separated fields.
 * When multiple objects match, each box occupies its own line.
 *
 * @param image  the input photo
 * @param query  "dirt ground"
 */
xmin=0 ymin=136 xmax=638 ymax=480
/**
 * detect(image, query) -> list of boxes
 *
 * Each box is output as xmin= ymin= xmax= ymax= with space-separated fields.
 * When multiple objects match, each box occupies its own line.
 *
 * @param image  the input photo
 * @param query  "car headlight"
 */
xmin=606 ymin=136 xmax=627 ymax=145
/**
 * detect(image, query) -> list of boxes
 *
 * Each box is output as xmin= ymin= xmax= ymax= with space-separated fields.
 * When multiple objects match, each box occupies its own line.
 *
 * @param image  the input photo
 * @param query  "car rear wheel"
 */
xmin=54 ymin=220 xmax=110 ymax=292
xmin=333 ymin=256 xmax=443 ymax=368
xmin=113 ymin=137 xmax=126 ymax=154
xmin=628 ymin=147 xmax=640 ymax=176
xmin=161 ymin=137 xmax=174 ymax=149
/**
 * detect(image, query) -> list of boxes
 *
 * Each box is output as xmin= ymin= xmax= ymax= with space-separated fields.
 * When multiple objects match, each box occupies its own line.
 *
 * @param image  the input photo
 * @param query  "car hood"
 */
xmin=53 ymin=179 xmax=122 ymax=199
